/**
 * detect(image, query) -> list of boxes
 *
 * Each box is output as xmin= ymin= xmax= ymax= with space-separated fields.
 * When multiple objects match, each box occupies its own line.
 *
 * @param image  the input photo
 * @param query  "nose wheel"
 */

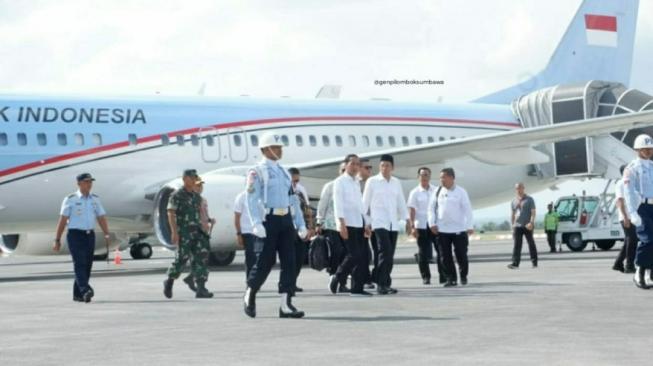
xmin=130 ymin=242 xmax=153 ymax=259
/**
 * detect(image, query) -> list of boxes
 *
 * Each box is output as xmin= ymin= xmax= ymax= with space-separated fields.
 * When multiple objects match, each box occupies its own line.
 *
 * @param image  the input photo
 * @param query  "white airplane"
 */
xmin=1 ymin=0 xmax=652 ymax=264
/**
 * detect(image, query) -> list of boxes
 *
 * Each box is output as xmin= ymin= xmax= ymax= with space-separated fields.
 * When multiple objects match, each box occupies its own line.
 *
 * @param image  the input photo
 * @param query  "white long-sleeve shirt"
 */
xmin=316 ymin=180 xmax=337 ymax=230
xmin=407 ymin=183 xmax=436 ymax=230
xmin=333 ymin=173 xmax=364 ymax=229
xmin=362 ymin=173 xmax=409 ymax=231
xmin=427 ymin=184 xmax=473 ymax=234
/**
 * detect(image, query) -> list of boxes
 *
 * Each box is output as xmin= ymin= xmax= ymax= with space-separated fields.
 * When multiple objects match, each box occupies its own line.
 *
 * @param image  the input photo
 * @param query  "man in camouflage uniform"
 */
xmin=163 ymin=169 xmax=213 ymax=299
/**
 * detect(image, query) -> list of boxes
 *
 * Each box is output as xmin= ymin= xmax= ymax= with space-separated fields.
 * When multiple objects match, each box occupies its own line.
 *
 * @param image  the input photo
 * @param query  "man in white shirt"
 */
xmin=316 ymin=163 xmax=349 ymax=292
xmin=428 ymin=168 xmax=474 ymax=287
xmin=363 ymin=154 xmax=409 ymax=295
xmin=234 ymin=190 xmax=257 ymax=280
xmin=613 ymin=164 xmax=637 ymax=273
xmin=330 ymin=154 xmax=372 ymax=296
xmin=407 ymin=167 xmax=444 ymax=285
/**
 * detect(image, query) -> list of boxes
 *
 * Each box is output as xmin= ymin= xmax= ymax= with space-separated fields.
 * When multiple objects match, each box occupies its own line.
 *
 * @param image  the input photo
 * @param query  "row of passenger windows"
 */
xmin=0 ymin=132 xmax=103 ymax=146
xmin=0 ymin=132 xmax=457 ymax=148
xmin=249 ymin=134 xmax=453 ymax=148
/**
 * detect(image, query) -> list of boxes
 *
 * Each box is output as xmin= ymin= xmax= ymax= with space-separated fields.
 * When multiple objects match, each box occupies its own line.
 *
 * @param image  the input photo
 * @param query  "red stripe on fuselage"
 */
xmin=0 ymin=116 xmax=519 ymax=178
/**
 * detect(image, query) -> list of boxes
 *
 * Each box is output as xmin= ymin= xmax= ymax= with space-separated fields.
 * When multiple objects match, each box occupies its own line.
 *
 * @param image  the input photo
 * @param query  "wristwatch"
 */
xmin=236 ymin=232 xmax=242 ymax=236
xmin=104 ymin=234 xmax=110 ymax=239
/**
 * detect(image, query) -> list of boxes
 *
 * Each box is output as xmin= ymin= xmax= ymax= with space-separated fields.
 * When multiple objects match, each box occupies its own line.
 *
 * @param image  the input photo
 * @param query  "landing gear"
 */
xmin=130 ymin=242 xmax=153 ymax=259
xmin=209 ymin=250 xmax=236 ymax=266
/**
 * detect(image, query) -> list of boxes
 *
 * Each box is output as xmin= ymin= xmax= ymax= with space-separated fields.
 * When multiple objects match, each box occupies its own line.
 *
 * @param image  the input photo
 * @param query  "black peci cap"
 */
xmin=183 ymin=169 xmax=199 ymax=178
xmin=380 ymin=154 xmax=394 ymax=165
xmin=76 ymin=173 xmax=95 ymax=182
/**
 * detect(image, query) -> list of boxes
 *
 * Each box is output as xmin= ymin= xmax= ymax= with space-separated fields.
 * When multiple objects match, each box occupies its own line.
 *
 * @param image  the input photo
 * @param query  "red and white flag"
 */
xmin=585 ymin=14 xmax=617 ymax=47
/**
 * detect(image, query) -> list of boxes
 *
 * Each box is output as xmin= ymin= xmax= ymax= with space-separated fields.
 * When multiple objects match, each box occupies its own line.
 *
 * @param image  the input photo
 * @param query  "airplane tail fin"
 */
xmin=475 ymin=0 xmax=639 ymax=104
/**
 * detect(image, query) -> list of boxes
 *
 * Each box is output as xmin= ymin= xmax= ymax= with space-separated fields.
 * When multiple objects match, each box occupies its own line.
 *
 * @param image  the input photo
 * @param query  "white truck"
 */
xmin=554 ymin=186 xmax=624 ymax=252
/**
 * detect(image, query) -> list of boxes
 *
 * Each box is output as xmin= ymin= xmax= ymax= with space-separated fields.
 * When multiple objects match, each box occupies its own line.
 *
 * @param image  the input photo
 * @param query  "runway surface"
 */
xmin=0 ymin=239 xmax=648 ymax=365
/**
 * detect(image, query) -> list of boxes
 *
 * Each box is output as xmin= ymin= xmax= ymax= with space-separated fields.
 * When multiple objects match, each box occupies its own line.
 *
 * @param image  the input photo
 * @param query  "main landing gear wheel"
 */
xmin=209 ymin=251 xmax=236 ymax=266
xmin=130 ymin=242 xmax=153 ymax=259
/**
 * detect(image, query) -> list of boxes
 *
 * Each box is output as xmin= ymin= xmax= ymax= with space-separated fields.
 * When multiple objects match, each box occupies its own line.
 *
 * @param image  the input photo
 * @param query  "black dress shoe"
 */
xmin=350 ymin=290 xmax=373 ymax=297
xmin=439 ymin=277 xmax=447 ymax=284
xmin=507 ymin=264 xmax=518 ymax=270
xmin=625 ymin=266 xmax=636 ymax=274
xmin=612 ymin=263 xmax=625 ymax=273
xmin=634 ymin=268 xmax=650 ymax=290
xmin=461 ymin=278 xmax=468 ymax=285
xmin=279 ymin=294 xmax=304 ymax=318
xmin=73 ymin=296 xmax=84 ymax=302
xmin=387 ymin=287 xmax=398 ymax=294
xmin=338 ymin=284 xmax=350 ymax=293
xmin=364 ymin=282 xmax=376 ymax=290
xmin=279 ymin=308 xmax=305 ymax=318
xmin=243 ymin=288 xmax=256 ymax=318
xmin=82 ymin=290 xmax=93 ymax=303
xmin=163 ymin=278 xmax=174 ymax=299
xmin=376 ymin=286 xmax=390 ymax=295
xmin=328 ymin=275 xmax=338 ymax=294
xmin=294 ymin=286 xmax=304 ymax=292
xmin=423 ymin=278 xmax=431 ymax=285
xmin=443 ymin=280 xmax=457 ymax=287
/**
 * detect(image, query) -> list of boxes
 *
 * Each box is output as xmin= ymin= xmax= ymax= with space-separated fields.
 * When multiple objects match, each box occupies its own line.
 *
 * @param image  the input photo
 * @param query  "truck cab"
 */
xmin=555 ymin=192 xmax=623 ymax=252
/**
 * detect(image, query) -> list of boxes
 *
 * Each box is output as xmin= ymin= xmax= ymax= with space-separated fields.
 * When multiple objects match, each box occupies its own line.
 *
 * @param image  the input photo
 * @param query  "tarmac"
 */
xmin=0 ymin=239 xmax=650 ymax=366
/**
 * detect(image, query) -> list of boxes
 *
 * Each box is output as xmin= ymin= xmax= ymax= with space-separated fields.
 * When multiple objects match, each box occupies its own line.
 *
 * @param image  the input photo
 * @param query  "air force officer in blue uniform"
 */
xmin=243 ymin=132 xmax=308 ymax=318
xmin=53 ymin=173 xmax=111 ymax=303
xmin=623 ymin=134 xmax=653 ymax=289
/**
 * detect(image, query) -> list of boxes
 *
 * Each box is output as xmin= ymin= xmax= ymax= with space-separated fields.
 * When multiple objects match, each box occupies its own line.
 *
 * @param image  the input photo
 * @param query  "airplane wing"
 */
xmin=294 ymin=110 xmax=653 ymax=179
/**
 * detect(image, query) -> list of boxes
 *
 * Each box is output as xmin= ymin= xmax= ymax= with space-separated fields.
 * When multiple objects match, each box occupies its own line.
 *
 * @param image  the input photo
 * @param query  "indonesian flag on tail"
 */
xmin=585 ymin=14 xmax=617 ymax=47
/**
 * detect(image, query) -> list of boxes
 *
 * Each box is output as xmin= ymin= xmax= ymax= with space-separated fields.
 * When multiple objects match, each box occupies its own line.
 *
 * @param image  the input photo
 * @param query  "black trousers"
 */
xmin=545 ymin=230 xmax=556 ymax=251
xmin=438 ymin=232 xmax=469 ymax=282
xmin=417 ymin=229 xmax=445 ymax=281
xmin=242 ymin=233 xmax=258 ymax=281
xmin=374 ymin=229 xmax=398 ymax=288
xmin=294 ymin=236 xmax=308 ymax=284
xmin=246 ymin=213 xmax=297 ymax=295
xmin=336 ymin=227 xmax=366 ymax=293
xmin=512 ymin=226 xmax=538 ymax=266
xmin=615 ymin=221 xmax=637 ymax=269
xmin=67 ymin=229 xmax=95 ymax=298
xmin=325 ymin=229 xmax=347 ymax=280
xmin=363 ymin=234 xmax=379 ymax=284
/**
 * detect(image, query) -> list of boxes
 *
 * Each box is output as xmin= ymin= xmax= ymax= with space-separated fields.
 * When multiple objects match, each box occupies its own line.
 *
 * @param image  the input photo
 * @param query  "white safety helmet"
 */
xmin=633 ymin=134 xmax=653 ymax=149
xmin=258 ymin=132 xmax=283 ymax=149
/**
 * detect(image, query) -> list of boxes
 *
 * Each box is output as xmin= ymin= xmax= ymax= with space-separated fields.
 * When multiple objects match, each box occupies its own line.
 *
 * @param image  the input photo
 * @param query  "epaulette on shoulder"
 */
xmin=67 ymin=193 xmax=76 ymax=198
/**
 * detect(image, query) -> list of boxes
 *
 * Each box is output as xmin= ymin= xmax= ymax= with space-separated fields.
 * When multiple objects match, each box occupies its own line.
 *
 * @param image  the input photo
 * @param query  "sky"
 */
xmin=1 ymin=0 xmax=652 ymax=222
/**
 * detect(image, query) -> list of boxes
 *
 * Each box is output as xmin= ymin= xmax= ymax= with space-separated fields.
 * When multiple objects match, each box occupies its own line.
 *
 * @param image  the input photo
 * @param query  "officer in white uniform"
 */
xmin=243 ymin=132 xmax=308 ymax=318
xmin=53 ymin=173 xmax=110 ymax=303
xmin=622 ymin=134 xmax=653 ymax=289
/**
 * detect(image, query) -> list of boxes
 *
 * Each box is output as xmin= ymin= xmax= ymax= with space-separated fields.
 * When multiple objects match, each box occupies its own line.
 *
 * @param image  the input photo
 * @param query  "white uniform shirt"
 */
xmin=233 ymin=192 xmax=253 ymax=234
xmin=333 ymin=173 xmax=364 ymax=229
xmin=362 ymin=174 xmax=409 ymax=231
xmin=427 ymin=184 xmax=473 ymax=234
xmin=407 ymin=183 xmax=436 ymax=230
xmin=295 ymin=182 xmax=309 ymax=205
xmin=615 ymin=179 xmax=626 ymax=222
xmin=316 ymin=180 xmax=337 ymax=230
